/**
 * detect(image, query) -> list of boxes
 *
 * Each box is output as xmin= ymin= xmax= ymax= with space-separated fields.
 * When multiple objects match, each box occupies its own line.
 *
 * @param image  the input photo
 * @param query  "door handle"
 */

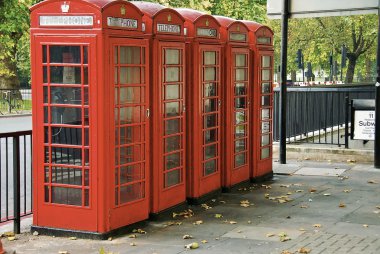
xmin=146 ymin=108 xmax=150 ymax=118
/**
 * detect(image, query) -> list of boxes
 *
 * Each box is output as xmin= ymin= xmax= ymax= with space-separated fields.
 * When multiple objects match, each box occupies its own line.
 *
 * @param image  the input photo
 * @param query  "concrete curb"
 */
xmin=0 ymin=113 xmax=32 ymax=118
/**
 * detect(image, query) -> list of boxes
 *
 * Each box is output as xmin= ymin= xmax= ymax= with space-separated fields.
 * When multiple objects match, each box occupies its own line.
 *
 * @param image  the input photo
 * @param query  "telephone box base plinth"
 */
xmin=222 ymin=180 xmax=251 ymax=193
xmin=187 ymin=189 xmax=222 ymax=205
xmin=149 ymin=202 xmax=188 ymax=221
xmin=31 ymin=221 xmax=148 ymax=240
xmin=250 ymin=171 xmax=273 ymax=183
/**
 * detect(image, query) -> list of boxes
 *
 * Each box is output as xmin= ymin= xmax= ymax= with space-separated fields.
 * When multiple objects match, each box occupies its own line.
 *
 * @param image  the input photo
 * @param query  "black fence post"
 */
xmin=345 ymin=96 xmax=349 ymax=149
xmin=13 ymin=136 xmax=21 ymax=234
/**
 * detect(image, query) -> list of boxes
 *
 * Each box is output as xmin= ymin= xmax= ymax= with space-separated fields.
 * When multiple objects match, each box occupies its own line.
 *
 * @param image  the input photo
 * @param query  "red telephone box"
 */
xmin=131 ymin=2 xmax=187 ymax=215
xmin=30 ymin=0 xmax=151 ymax=236
xmin=175 ymin=9 xmax=223 ymax=203
xmin=243 ymin=21 xmax=274 ymax=181
xmin=215 ymin=16 xmax=251 ymax=190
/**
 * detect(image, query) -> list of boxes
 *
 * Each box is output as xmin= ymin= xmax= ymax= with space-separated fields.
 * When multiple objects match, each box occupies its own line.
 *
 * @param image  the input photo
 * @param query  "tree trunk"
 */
xmin=345 ymin=56 xmax=357 ymax=83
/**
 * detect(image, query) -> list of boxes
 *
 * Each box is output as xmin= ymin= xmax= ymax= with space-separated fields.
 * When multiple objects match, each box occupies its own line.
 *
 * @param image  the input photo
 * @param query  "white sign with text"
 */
xmin=353 ymin=110 xmax=375 ymax=140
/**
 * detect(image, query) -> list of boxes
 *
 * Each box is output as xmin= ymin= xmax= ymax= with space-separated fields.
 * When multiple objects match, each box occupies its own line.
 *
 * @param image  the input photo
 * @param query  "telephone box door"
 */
xmin=33 ymin=36 xmax=97 ymax=231
xmin=230 ymin=47 xmax=250 ymax=186
xmin=110 ymin=38 xmax=150 ymax=228
xmin=152 ymin=41 xmax=186 ymax=212
xmin=198 ymin=45 xmax=222 ymax=195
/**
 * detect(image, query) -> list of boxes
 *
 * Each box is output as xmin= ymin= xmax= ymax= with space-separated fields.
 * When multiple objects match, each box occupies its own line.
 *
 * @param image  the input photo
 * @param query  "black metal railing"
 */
xmin=0 ymin=89 xmax=32 ymax=115
xmin=273 ymin=84 xmax=375 ymax=146
xmin=0 ymin=130 xmax=32 ymax=233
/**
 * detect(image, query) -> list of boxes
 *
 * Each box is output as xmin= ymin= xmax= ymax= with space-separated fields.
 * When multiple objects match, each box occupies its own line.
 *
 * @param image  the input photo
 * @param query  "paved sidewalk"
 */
xmin=1 ymin=160 xmax=380 ymax=254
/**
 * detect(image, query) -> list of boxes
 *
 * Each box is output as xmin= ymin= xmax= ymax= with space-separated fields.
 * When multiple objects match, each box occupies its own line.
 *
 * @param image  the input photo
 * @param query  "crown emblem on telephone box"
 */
xmin=61 ymin=1 xmax=70 ymax=13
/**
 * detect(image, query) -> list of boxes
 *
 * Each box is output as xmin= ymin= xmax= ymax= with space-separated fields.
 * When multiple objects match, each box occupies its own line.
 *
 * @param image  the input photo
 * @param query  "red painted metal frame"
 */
xmin=132 ymin=2 xmax=187 ymax=214
xmin=243 ymin=21 xmax=274 ymax=180
xmin=215 ymin=17 xmax=251 ymax=189
xmin=176 ymin=9 xmax=223 ymax=200
xmin=30 ymin=0 xmax=151 ymax=233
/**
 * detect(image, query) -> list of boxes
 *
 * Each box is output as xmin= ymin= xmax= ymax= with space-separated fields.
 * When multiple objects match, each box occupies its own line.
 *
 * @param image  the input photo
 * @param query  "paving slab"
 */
xmin=293 ymin=167 xmax=346 ymax=176
xmin=273 ymin=162 xmax=301 ymax=175
xmin=222 ymin=225 xmax=304 ymax=241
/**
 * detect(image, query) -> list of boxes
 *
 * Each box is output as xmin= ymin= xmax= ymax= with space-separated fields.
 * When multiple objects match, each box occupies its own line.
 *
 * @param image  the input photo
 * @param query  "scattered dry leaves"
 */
xmin=133 ymin=228 xmax=147 ymax=234
xmin=343 ymin=189 xmax=352 ymax=193
xmin=128 ymin=234 xmax=137 ymax=238
xmin=298 ymin=247 xmax=311 ymax=253
xmin=183 ymin=234 xmax=193 ymax=239
xmin=184 ymin=242 xmax=199 ymax=249
xmin=281 ymin=250 xmax=293 ymax=254
xmin=173 ymin=209 xmax=194 ymax=219
xmin=201 ymin=204 xmax=212 ymax=210
xmin=313 ymin=224 xmax=322 ymax=228
xmin=339 ymin=203 xmax=346 ymax=208
xmin=7 ymin=236 xmax=16 ymax=241
xmin=262 ymin=184 xmax=272 ymax=189
xmin=193 ymin=220 xmax=203 ymax=225
xmin=166 ymin=221 xmax=182 ymax=226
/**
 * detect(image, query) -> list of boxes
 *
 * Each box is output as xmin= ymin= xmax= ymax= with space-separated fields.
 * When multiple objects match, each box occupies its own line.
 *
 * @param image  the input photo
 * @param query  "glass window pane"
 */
xmin=51 ymin=87 xmax=81 ymax=105
xmin=204 ymin=129 xmax=217 ymax=144
xmin=165 ymin=67 xmax=180 ymax=82
xmin=165 ymin=49 xmax=180 ymax=65
xmin=165 ymin=84 xmax=180 ymax=100
xmin=165 ymin=152 xmax=181 ymax=170
xmin=262 ymin=55 xmax=271 ymax=68
xmin=204 ymin=51 xmax=216 ymax=65
xmin=120 ymin=67 xmax=141 ymax=84
xmin=120 ymin=164 xmax=142 ymax=184
xmin=235 ymin=69 xmax=246 ymax=81
xmin=51 ymin=127 xmax=82 ymax=145
xmin=262 ymin=95 xmax=271 ymax=106
xmin=165 ymin=102 xmax=180 ymax=117
xmin=204 ymin=83 xmax=216 ymax=97
xmin=235 ymin=54 xmax=246 ymax=67
xmin=235 ymin=111 xmax=245 ymax=124
xmin=235 ymin=97 xmax=246 ymax=109
xmin=261 ymin=134 xmax=270 ymax=146
xmin=235 ymin=153 xmax=246 ymax=167
xmin=204 ymin=160 xmax=216 ymax=176
xmin=114 ymin=67 xmax=118 ymax=84
xmin=165 ymin=169 xmax=180 ymax=188
xmin=52 ymin=187 xmax=82 ymax=206
xmin=120 ymin=46 xmax=141 ymax=64
xmin=43 ymin=45 xmax=47 ymax=63
xmin=120 ymin=87 xmax=143 ymax=104
xmin=51 ymin=166 xmax=82 ymax=185
xmin=235 ymin=139 xmax=246 ymax=152
xmin=261 ymin=147 xmax=270 ymax=159
xmin=262 ymin=83 xmax=271 ymax=94
xmin=261 ymin=109 xmax=270 ymax=120
xmin=120 ymin=183 xmax=144 ymax=204
xmin=120 ymin=145 xmax=143 ymax=164
xmin=165 ymin=135 xmax=181 ymax=153
xmin=262 ymin=122 xmax=270 ymax=133
xmin=84 ymin=46 xmax=88 ymax=64
xmin=204 ymin=114 xmax=217 ymax=128
xmin=115 ymin=46 xmax=119 ymax=64
xmin=119 ymin=125 xmax=144 ymax=144
xmin=49 ymin=46 xmax=81 ymax=63
xmin=235 ymin=83 xmax=246 ymax=95
xmin=204 ymin=67 xmax=216 ymax=81
xmin=205 ymin=144 xmax=217 ymax=160
xmin=204 ymin=99 xmax=217 ymax=113
xmin=43 ymin=86 xmax=48 ymax=103
xmin=51 ymin=107 xmax=82 ymax=125
xmin=235 ymin=125 xmax=246 ymax=138
xmin=50 ymin=66 xmax=81 ymax=84
xmin=51 ymin=147 xmax=82 ymax=166
xmin=84 ymin=189 xmax=89 ymax=207
xmin=120 ymin=106 xmax=142 ymax=124
xmin=84 ymin=87 xmax=89 ymax=105
xmin=43 ymin=66 xmax=48 ymax=83
xmin=165 ymin=119 xmax=180 ymax=135
xmin=262 ymin=69 xmax=270 ymax=81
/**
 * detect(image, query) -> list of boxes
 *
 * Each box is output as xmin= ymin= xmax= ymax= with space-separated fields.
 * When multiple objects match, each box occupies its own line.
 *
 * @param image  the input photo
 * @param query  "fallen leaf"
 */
xmin=299 ymin=228 xmax=306 ymax=231
xmin=193 ymin=220 xmax=203 ymax=225
xmin=229 ymin=221 xmax=237 ymax=224
xmin=373 ymin=210 xmax=380 ymax=214
xmin=347 ymin=159 xmax=356 ymax=163
xmin=287 ymin=192 xmax=293 ymax=195
xmin=8 ymin=236 xmax=16 ymax=241
xmin=183 ymin=234 xmax=193 ymax=239
xmin=173 ymin=209 xmax=194 ymax=219
xmin=4 ymin=232 xmax=15 ymax=237
xmin=278 ymin=232 xmax=287 ymax=237
xmin=280 ymin=236 xmax=291 ymax=242
xmin=280 ymin=184 xmax=291 ymax=188
xmin=166 ymin=221 xmax=182 ymax=226
xmin=343 ymin=189 xmax=352 ymax=193
xmin=296 ymin=190 xmax=304 ymax=193
xmin=309 ymin=188 xmax=317 ymax=193
xmin=339 ymin=203 xmax=346 ymax=208
xmin=219 ymin=200 xmax=226 ymax=204
xmin=376 ymin=205 xmax=380 ymax=209
xmin=184 ymin=242 xmax=199 ymax=249
xmin=323 ymin=193 xmax=331 ymax=196
xmin=33 ymin=231 xmax=39 ymax=236
xmin=265 ymin=193 xmax=270 ymax=198
xmin=281 ymin=250 xmax=293 ymax=254
xmin=201 ymin=240 xmax=208 ymax=244
xmin=201 ymin=204 xmax=212 ymax=210
xmin=211 ymin=199 xmax=216 ymax=202
xmin=247 ymin=220 xmax=252 ymax=224
xmin=298 ymin=247 xmax=311 ymax=253
xmin=130 ymin=242 xmax=136 ymax=246
xmin=215 ymin=214 xmax=223 ymax=218
xmin=300 ymin=205 xmax=309 ymax=209
xmin=108 ymin=237 xmax=113 ymax=241
xmin=266 ymin=233 xmax=275 ymax=237
xmin=128 ymin=234 xmax=137 ymax=238
xmin=278 ymin=199 xmax=287 ymax=204
xmin=58 ymin=251 xmax=69 ymax=254
xmin=304 ymin=157 xmax=310 ymax=160
xmin=363 ymin=224 xmax=369 ymax=228
xmin=262 ymin=184 xmax=272 ymax=189
xmin=368 ymin=180 xmax=379 ymax=184
xmin=69 ymin=237 xmax=77 ymax=240
xmin=237 ymin=230 xmax=242 ymax=233
xmin=240 ymin=203 xmax=250 ymax=208
xmin=313 ymin=224 xmax=322 ymax=228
